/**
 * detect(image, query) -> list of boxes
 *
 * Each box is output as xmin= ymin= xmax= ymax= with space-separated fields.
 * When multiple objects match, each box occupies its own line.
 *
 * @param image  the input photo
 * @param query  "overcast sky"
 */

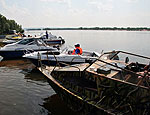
xmin=0 ymin=0 xmax=150 ymax=28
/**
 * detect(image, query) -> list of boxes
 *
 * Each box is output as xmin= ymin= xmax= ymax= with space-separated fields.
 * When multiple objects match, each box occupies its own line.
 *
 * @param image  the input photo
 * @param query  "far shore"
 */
xmin=25 ymin=27 xmax=150 ymax=31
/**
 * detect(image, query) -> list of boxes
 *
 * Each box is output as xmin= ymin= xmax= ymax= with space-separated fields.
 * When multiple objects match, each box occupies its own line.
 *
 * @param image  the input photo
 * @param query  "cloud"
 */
xmin=68 ymin=8 xmax=87 ymax=16
xmin=41 ymin=0 xmax=67 ymax=3
xmin=88 ymin=0 xmax=113 ymax=12
xmin=0 ymin=0 xmax=31 ymax=16
xmin=0 ymin=0 xmax=73 ymax=27
xmin=0 ymin=0 xmax=32 ymax=27
xmin=126 ymin=0 xmax=138 ymax=3
xmin=40 ymin=0 xmax=71 ymax=7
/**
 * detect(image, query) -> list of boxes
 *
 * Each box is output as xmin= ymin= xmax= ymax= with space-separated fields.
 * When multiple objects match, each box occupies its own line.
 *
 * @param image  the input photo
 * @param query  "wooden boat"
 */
xmin=38 ymin=51 xmax=150 ymax=114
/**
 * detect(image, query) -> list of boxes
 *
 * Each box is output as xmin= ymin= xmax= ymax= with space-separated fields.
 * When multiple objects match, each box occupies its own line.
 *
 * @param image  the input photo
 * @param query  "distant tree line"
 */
xmin=78 ymin=27 xmax=150 ymax=31
xmin=27 ymin=27 xmax=150 ymax=31
xmin=0 ymin=14 xmax=24 ymax=35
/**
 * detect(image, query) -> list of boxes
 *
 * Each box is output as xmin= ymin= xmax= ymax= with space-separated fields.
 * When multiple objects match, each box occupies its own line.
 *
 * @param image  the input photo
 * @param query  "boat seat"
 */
xmin=96 ymin=67 xmax=111 ymax=75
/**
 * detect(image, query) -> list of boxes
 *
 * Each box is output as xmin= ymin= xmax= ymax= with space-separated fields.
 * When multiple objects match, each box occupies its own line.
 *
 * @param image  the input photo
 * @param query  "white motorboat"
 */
xmin=40 ymin=32 xmax=65 ymax=45
xmin=23 ymin=47 xmax=100 ymax=67
xmin=2 ymin=34 xmax=24 ymax=45
xmin=2 ymin=39 xmax=20 ymax=44
xmin=0 ymin=37 xmax=58 ymax=59
xmin=2 ymin=32 xmax=65 ymax=45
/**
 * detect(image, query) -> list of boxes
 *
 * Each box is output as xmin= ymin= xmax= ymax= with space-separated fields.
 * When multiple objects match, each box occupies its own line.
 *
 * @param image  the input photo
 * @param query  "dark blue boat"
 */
xmin=0 ymin=37 xmax=58 ymax=59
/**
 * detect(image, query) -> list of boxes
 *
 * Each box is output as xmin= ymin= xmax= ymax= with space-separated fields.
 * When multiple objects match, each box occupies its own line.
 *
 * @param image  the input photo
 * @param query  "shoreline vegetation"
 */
xmin=26 ymin=27 xmax=150 ymax=31
xmin=1 ymin=13 xmax=150 ymax=35
xmin=0 ymin=14 xmax=24 ymax=35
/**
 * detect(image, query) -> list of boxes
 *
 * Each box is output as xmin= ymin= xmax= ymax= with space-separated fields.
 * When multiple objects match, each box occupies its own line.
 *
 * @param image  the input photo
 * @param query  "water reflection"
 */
xmin=0 ymin=59 xmax=49 ymax=114
xmin=21 ymin=62 xmax=77 ymax=115
xmin=0 ymin=58 xmax=76 ymax=115
xmin=24 ymin=68 xmax=48 ymax=85
xmin=23 ymin=65 xmax=77 ymax=114
xmin=0 ymin=58 xmax=34 ymax=69
xmin=41 ymin=94 xmax=77 ymax=115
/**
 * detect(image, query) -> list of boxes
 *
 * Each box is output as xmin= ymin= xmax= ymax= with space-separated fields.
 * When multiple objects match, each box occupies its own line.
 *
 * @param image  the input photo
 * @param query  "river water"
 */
xmin=0 ymin=30 xmax=150 ymax=115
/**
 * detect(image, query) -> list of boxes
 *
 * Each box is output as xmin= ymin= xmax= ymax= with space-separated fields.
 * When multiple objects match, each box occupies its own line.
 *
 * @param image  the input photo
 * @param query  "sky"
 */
xmin=0 ymin=0 xmax=150 ymax=28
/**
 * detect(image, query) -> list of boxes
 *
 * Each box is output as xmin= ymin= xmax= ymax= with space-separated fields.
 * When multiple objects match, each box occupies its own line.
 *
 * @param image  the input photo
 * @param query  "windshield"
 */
xmin=18 ymin=39 xmax=34 ymax=45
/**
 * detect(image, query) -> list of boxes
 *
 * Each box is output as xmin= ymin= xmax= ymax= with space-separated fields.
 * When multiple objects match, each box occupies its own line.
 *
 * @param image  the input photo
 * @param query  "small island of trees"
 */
xmin=0 ymin=14 xmax=24 ymax=35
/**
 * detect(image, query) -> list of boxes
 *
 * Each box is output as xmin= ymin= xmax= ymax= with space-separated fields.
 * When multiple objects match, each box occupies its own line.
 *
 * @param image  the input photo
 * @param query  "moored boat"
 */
xmin=40 ymin=32 xmax=65 ymax=45
xmin=2 ymin=32 xmax=65 ymax=45
xmin=23 ymin=48 xmax=100 ymax=67
xmin=2 ymin=39 xmax=20 ymax=45
xmin=2 ymin=34 xmax=24 ymax=45
xmin=0 ymin=37 xmax=58 ymax=59
xmin=38 ymin=50 xmax=150 ymax=114
xmin=6 ymin=34 xmax=24 ymax=40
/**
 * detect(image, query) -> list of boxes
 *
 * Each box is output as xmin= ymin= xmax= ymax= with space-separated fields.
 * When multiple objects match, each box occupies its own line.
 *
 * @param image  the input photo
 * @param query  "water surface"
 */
xmin=1 ymin=30 xmax=150 ymax=114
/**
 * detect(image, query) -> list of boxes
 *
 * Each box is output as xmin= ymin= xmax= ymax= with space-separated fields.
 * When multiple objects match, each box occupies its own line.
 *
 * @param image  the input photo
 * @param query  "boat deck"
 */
xmin=39 ymin=59 xmax=150 ymax=88
xmin=43 ymin=63 xmax=90 ymax=72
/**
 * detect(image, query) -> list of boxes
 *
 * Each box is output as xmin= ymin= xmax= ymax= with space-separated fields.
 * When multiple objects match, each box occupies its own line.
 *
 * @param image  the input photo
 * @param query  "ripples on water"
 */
xmin=0 ymin=59 xmax=75 ymax=115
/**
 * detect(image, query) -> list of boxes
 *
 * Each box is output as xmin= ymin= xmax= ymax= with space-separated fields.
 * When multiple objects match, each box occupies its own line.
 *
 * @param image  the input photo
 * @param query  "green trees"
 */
xmin=0 ymin=14 xmax=24 ymax=35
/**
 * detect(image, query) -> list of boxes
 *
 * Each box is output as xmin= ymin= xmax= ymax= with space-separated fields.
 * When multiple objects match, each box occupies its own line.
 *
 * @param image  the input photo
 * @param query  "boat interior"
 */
xmin=40 ymin=50 xmax=150 ymax=114
xmin=67 ymin=50 xmax=99 ymax=57
xmin=50 ymin=50 xmax=150 ymax=89
xmin=86 ymin=51 xmax=150 ymax=88
xmin=38 ymin=49 xmax=99 ymax=59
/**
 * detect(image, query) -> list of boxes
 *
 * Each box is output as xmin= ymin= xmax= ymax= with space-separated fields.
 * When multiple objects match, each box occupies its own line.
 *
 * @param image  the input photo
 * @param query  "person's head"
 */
xmin=75 ymin=44 xmax=80 ymax=48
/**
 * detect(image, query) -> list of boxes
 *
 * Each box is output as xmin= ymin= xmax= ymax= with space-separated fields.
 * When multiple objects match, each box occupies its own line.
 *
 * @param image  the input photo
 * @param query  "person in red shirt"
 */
xmin=72 ymin=44 xmax=82 ymax=55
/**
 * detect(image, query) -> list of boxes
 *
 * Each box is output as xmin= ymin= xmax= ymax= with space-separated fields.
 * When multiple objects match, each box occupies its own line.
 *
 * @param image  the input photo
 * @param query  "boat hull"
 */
xmin=38 ymin=50 xmax=150 ymax=114
xmin=52 ymin=70 xmax=150 ymax=114
xmin=44 ymin=39 xmax=65 ymax=45
xmin=45 ymin=40 xmax=62 ymax=45
xmin=0 ymin=50 xmax=25 ymax=59
xmin=39 ymin=64 xmax=150 ymax=115
xmin=0 ymin=49 xmax=51 ymax=59
xmin=28 ymin=58 xmax=85 ymax=67
xmin=39 ymin=68 xmax=111 ymax=115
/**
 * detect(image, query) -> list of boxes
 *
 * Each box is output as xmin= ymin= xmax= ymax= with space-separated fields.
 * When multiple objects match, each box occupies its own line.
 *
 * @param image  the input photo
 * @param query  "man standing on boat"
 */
xmin=72 ymin=44 xmax=83 ymax=55
xmin=46 ymin=30 xmax=48 ymax=39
